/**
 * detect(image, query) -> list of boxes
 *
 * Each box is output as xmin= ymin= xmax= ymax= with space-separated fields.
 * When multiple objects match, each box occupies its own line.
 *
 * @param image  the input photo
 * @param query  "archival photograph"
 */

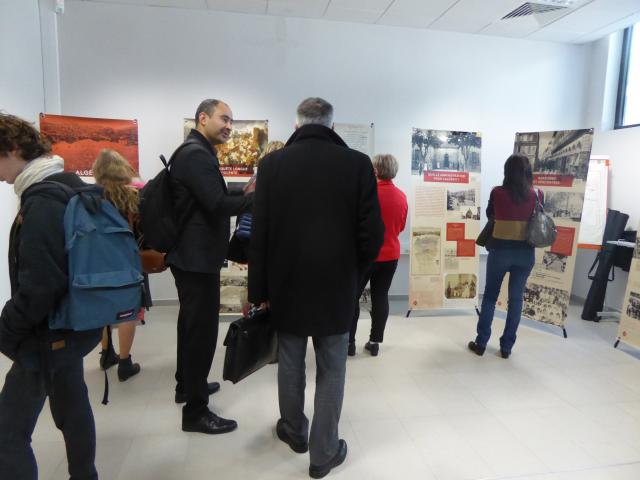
xmin=542 ymin=251 xmax=568 ymax=273
xmin=411 ymin=227 xmax=441 ymax=275
xmin=444 ymin=274 xmax=477 ymax=299
xmin=522 ymin=283 xmax=570 ymax=326
xmin=626 ymin=292 xmax=640 ymax=321
xmin=447 ymin=188 xmax=476 ymax=211
xmin=514 ymin=129 xmax=594 ymax=182
xmin=543 ymin=191 xmax=585 ymax=221
xmin=412 ymin=129 xmax=481 ymax=176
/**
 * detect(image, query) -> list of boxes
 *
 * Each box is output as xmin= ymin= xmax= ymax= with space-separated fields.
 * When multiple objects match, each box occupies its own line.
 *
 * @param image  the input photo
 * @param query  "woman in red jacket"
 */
xmin=349 ymin=154 xmax=408 ymax=356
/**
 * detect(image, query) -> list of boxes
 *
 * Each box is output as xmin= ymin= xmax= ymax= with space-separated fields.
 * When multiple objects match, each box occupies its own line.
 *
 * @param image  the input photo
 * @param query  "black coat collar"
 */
xmin=187 ymin=128 xmax=218 ymax=158
xmin=285 ymin=124 xmax=348 ymax=148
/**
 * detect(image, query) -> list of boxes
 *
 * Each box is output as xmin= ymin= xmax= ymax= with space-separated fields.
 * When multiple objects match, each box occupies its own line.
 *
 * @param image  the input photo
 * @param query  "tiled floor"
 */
xmin=3 ymin=301 xmax=640 ymax=480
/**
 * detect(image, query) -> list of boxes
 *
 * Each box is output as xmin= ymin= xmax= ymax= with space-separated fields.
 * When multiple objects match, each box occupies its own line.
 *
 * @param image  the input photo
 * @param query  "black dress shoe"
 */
xmin=468 ymin=341 xmax=485 ymax=356
xmin=364 ymin=341 xmax=379 ymax=356
xmin=500 ymin=349 xmax=510 ymax=359
xmin=175 ymin=382 xmax=221 ymax=404
xmin=182 ymin=411 xmax=237 ymax=435
xmin=276 ymin=419 xmax=308 ymax=453
xmin=347 ymin=342 xmax=356 ymax=357
xmin=309 ymin=439 xmax=347 ymax=479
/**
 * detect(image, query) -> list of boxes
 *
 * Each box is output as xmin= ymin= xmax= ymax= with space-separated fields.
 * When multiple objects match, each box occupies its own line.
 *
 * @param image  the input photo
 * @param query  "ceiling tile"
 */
xmin=87 ymin=0 xmax=207 ymax=8
xmin=534 ymin=0 xmax=640 ymax=36
xmin=324 ymin=7 xmax=382 ymax=23
xmin=267 ymin=0 xmax=330 ymax=18
xmin=206 ymin=0 xmax=267 ymax=14
xmin=328 ymin=0 xmax=392 ymax=11
xmin=429 ymin=0 xmax=524 ymax=33
xmin=479 ymin=15 xmax=541 ymax=38
xmin=575 ymin=10 xmax=640 ymax=43
xmin=377 ymin=0 xmax=457 ymax=28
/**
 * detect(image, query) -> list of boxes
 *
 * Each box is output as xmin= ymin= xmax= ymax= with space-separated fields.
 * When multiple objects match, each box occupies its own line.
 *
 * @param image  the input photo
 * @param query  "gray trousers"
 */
xmin=277 ymin=331 xmax=348 ymax=465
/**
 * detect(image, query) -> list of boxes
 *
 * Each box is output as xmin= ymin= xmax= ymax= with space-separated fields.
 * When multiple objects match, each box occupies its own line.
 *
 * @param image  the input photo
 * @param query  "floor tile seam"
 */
xmin=486 ymin=459 xmax=640 ymax=480
xmin=394 ymin=417 xmax=453 ymax=480
xmin=105 ymin=436 xmax=134 ymax=480
xmin=404 ymin=413 xmax=508 ymax=477
xmin=490 ymin=409 xmax=586 ymax=472
xmin=443 ymin=410 xmax=551 ymax=475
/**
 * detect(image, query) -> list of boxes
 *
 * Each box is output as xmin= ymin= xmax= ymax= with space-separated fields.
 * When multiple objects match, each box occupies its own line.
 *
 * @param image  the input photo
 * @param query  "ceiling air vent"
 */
xmin=502 ymin=2 xmax=569 ymax=20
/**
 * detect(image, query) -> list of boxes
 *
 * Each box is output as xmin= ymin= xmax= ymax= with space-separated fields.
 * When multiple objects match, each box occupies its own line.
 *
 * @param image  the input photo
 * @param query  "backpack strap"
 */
xmin=163 ymin=138 xmax=207 ymax=237
xmin=21 ymin=180 xmax=76 ymax=205
xmin=162 ymin=138 xmax=201 ymax=171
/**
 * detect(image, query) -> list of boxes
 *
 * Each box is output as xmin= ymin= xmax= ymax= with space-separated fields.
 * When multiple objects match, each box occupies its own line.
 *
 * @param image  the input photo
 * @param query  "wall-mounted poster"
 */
xmin=409 ymin=129 xmax=481 ymax=311
xmin=617 ymin=230 xmax=640 ymax=349
xmin=40 ymin=114 xmax=139 ymax=177
xmin=334 ymin=123 xmax=375 ymax=157
xmin=497 ymin=129 xmax=594 ymax=329
xmin=183 ymin=119 xmax=268 ymax=176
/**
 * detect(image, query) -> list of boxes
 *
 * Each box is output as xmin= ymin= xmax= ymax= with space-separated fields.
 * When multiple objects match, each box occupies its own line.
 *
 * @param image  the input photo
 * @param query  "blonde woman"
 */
xmin=93 ymin=149 xmax=147 ymax=381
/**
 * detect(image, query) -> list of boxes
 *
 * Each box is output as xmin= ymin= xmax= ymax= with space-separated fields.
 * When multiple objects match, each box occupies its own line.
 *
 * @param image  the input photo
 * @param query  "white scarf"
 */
xmin=13 ymin=155 xmax=65 ymax=199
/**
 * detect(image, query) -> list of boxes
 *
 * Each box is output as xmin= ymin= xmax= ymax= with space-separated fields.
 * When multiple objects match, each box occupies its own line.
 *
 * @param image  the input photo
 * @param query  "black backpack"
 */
xmin=139 ymin=140 xmax=197 ymax=252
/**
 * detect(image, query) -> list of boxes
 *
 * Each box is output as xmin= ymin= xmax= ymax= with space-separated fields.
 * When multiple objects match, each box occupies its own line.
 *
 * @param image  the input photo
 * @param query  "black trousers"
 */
xmin=171 ymin=266 xmax=221 ymax=419
xmin=0 ymin=359 xmax=97 ymax=480
xmin=349 ymin=259 xmax=398 ymax=344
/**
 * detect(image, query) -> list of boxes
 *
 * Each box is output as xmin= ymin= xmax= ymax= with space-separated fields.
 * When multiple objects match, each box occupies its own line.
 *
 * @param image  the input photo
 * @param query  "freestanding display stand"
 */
xmin=581 ymin=209 xmax=629 ymax=322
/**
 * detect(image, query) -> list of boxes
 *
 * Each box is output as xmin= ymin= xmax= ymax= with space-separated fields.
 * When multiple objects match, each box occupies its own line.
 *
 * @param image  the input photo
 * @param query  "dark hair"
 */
xmin=502 ymin=153 xmax=533 ymax=203
xmin=0 ymin=113 xmax=51 ymax=161
xmin=194 ymin=99 xmax=220 ymax=125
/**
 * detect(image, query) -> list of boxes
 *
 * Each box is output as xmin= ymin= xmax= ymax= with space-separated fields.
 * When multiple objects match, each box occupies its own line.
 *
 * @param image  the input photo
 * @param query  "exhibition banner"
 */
xmin=617 ymin=232 xmax=640 ymax=349
xmin=497 ymin=129 xmax=594 ymax=328
xmin=408 ymin=129 xmax=481 ymax=310
xmin=40 ymin=114 xmax=139 ymax=177
xmin=183 ymin=119 xmax=268 ymax=177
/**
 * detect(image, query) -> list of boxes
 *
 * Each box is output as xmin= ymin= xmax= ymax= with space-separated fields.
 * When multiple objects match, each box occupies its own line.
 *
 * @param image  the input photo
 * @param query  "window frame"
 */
xmin=615 ymin=25 xmax=640 ymax=129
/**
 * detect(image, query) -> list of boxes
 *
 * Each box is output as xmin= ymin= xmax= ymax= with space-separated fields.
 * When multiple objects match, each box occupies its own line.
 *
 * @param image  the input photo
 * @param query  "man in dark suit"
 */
xmin=167 ymin=99 xmax=253 ymax=434
xmin=248 ymin=98 xmax=384 ymax=478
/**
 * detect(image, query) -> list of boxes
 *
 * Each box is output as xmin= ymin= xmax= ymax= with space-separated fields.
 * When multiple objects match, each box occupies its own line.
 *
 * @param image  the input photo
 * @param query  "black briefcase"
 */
xmin=222 ymin=308 xmax=277 ymax=384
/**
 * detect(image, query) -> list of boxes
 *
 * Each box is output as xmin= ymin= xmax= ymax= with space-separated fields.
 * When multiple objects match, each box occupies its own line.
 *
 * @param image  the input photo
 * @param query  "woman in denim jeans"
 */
xmin=469 ymin=154 xmax=541 ymax=359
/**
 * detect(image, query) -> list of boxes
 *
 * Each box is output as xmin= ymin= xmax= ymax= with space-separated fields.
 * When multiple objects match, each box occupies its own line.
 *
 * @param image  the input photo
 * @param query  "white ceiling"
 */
xmin=78 ymin=0 xmax=640 ymax=43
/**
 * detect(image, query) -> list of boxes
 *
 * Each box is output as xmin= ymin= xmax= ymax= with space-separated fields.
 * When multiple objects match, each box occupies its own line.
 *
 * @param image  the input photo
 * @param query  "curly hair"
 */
xmin=0 ymin=113 xmax=51 ymax=161
xmin=92 ymin=149 xmax=139 ymax=216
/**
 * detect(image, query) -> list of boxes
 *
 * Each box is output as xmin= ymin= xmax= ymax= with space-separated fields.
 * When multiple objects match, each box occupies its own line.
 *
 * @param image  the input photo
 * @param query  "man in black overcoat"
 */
xmin=248 ymin=98 xmax=384 ymax=478
xmin=167 ymin=99 xmax=253 ymax=434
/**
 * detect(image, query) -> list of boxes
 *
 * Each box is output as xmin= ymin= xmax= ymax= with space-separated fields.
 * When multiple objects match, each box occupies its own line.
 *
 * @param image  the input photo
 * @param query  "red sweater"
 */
xmin=376 ymin=180 xmax=408 ymax=262
xmin=487 ymin=186 xmax=541 ymax=244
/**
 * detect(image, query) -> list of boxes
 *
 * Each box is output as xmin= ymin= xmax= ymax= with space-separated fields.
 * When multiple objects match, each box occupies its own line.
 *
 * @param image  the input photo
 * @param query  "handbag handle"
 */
xmin=532 ymin=188 xmax=543 ymax=214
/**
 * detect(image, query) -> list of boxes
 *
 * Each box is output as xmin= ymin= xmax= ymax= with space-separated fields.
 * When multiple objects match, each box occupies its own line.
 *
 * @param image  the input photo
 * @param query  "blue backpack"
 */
xmin=43 ymin=182 xmax=144 ymax=332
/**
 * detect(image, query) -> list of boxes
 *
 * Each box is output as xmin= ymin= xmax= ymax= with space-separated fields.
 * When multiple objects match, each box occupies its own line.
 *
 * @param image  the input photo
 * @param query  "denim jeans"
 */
xmin=475 ymin=246 xmax=535 ymax=353
xmin=0 ymin=359 xmax=97 ymax=480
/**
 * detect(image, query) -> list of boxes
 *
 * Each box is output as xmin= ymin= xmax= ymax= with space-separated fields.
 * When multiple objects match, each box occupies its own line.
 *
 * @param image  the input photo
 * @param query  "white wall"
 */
xmin=0 ymin=0 xmax=48 ymax=302
xmin=55 ymin=1 xmax=592 ymax=301
xmin=571 ymin=34 xmax=640 ymax=312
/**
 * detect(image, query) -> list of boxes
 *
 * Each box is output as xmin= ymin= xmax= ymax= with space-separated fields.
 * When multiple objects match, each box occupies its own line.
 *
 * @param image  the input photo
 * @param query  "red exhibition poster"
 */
xmin=40 ymin=114 xmax=139 ymax=176
xmin=550 ymin=226 xmax=576 ymax=257
xmin=446 ymin=223 xmax=466 ymax=241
